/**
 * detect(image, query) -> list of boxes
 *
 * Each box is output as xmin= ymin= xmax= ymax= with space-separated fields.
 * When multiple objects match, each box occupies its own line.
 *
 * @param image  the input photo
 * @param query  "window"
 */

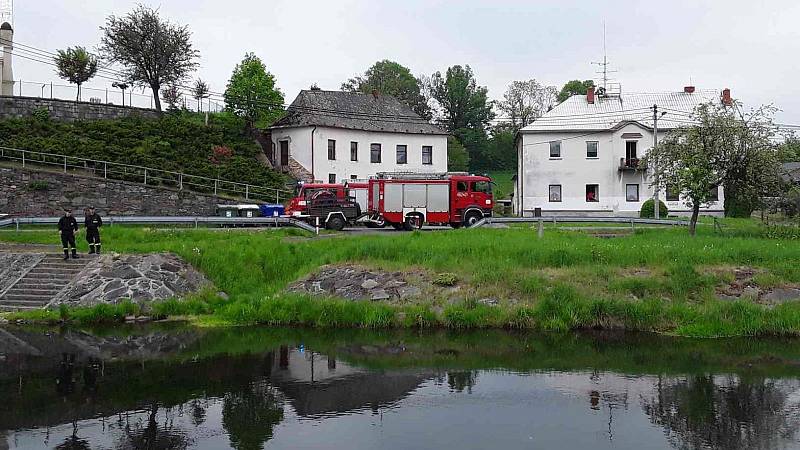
xmin=422 ymin=146 xmax=433 ymax=165
xmin=471 ymin=181 xmax=491 ymax=193
xmin=708 ymin=185 xmax=719 ymax=201
xmin=626 ymin=184 xmax=640 ymax=202
xmin=350 ymin=142 xmax=358 ymax=161
xmin=328 ymin=173 xmax=336 ymax=184
xmin=586 ymin=184 xmax=599 ymax=202
xmin=350 ymin=174 xmax=358 ymax=180
xmin=279 ymin=140 xmax=289 ymax=166
xmin=586 ymin=141 xmax=598 ymax=158
xmin=396 ymin=145 xmax=407 ymax=164
xmin=370 ymin=143 xmax=382 ymax=163
xmin=625 ymin=141 xmax=639 ymax=167
xmin=457 ymin=181 xmax=468 ymax=192
xmin=666 ymin=185 xmax=680 ymax=201
xmin=549 ymin=141 xmax=561 ymax=158
xmin=327 ymin=139 xmax=336 ymax=160
xmin=549 ymin=185 xmax=562 ymax=202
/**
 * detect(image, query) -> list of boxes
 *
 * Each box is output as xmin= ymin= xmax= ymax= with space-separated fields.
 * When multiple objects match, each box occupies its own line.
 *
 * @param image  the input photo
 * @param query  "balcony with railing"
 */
xmin=619 ymin=157 xmax=646 ymax=172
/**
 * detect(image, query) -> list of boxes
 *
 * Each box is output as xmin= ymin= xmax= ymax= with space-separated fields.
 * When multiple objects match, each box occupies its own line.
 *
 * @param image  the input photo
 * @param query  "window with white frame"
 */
xmin=422 ymin=146 xmax=433 ymax=165
xmin=350 ymin=142 xmax=358 ymax=161
xmin=549 ymin=141 xmax=561 ymax=158
xmin=549 ymin=185 xmax=562 ymax=202
xmin=396 ymin=145 xmax=407 ymax=164
xmin=586 ymin=141 xmax=598 ymax=158
xmin=370 ymin=143 xmax=381 ymax=163
xmin=626 ymin=184 xmax=640 ymax=202
xmin=327 ymin=139 xmax=336 ymax=160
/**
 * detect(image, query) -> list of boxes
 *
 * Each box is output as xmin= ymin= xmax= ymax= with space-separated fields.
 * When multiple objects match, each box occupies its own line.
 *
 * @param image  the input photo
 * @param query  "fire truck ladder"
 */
xmin=374 ymin=172 xmax=469 ymax=180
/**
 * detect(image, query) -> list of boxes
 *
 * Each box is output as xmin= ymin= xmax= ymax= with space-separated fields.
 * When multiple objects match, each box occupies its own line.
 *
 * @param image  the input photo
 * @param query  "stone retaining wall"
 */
xmin=0 ymin=166 xmax=236 ymax=216
xmin=0 ymin=95 xmax=159 ymax=122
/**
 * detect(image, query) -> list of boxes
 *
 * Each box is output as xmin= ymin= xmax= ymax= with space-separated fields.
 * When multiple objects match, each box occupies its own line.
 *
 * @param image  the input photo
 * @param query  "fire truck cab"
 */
xmin=367 ymin=172 xmax=493 ymax=230
xmin=285 ymin=183 xmax=348 ymax=217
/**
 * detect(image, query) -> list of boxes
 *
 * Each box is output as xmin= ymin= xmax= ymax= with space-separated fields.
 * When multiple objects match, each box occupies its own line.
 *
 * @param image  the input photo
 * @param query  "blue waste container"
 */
xmin=259 ymin=204 xmax=285 ymax=217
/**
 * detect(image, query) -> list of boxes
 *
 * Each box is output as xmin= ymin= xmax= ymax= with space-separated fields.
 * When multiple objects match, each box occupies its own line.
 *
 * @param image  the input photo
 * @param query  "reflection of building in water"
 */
xmin=268 ymin=346 xmax=432 ymax=416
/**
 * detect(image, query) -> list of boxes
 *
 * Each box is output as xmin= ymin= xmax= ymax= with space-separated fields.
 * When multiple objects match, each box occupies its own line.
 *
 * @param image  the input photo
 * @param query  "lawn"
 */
xmin=2 ymin=219 xmax=800 ymax=337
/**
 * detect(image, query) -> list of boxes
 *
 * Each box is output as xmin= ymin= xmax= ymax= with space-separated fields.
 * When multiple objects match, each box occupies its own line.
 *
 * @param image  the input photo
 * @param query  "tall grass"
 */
xmin=3 ymin=223 xmax=800 ymax=336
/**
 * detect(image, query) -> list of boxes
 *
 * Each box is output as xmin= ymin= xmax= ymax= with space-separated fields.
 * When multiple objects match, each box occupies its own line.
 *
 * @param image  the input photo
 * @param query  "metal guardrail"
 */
xmin=0 ymin=147 xmax=293 ymax=203
xmin=473 ymin=216 xmax=689 ymax=229
xmin=0 ymin=216 xmax=317 ymax=233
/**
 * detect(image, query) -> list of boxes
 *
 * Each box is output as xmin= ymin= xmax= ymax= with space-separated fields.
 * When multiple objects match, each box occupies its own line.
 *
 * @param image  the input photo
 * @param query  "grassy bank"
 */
xmin=2 ymin=221 xmax=800 ymax=336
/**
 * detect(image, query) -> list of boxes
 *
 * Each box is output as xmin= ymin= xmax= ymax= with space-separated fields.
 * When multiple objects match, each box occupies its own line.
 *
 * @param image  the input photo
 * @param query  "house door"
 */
xmin=280 ymin=141 xmax=289 ymax=166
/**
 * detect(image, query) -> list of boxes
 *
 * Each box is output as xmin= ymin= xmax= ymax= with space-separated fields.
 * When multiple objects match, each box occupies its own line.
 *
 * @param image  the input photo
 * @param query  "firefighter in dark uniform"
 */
xmin=58 ymin=208 xmax=79 ymax=260
xmin=85 ymin=206 xmax=103 ymax=254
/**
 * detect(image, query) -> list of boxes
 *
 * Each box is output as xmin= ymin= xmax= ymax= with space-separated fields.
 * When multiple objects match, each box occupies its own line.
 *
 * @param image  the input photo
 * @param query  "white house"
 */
xmin=514 ymin=85 xmax=731 ymax=217
xmin=268 ymin=89 xmax=448 ymax=183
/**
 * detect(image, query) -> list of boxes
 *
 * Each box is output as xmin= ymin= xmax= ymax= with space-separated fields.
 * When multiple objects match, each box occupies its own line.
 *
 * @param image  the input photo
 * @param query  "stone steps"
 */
xmin=0 ymin=253 xmax=96 ymax=311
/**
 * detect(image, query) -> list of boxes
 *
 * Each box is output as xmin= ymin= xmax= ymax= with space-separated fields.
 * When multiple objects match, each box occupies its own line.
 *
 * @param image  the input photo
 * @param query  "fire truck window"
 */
xmin=471 ymin=181 xmax=491 ymax=193
xmin=457 ymin=181 xmax=468 ymax=192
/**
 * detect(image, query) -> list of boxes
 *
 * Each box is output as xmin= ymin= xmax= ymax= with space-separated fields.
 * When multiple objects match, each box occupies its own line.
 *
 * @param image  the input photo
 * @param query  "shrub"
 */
xmin=27 ymin=181 xmax=50 ymax=191
xmin=640 ymin=199 xmax=668 ymax=218
xmin=31 ymin=107 xmax=51 ymax=122
xmin=433 ymin=272 xmax=458 ymax=286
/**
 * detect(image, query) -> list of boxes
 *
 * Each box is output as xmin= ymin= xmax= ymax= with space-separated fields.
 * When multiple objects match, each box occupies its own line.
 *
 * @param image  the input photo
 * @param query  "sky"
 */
xmin=6 ymin=0 xmax=800 ymax=125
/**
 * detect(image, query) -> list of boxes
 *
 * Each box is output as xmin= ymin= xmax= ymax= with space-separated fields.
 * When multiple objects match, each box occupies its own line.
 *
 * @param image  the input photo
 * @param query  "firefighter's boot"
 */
xmin=95 ymin=244 xmax=101 ymax=255
xmin=63 ymin=250 xmax=69 ymax=260
xmin=71 ymin=249 xmax=79 ymax=259
xmin=88 ymin=244 xmax=95 ymax=255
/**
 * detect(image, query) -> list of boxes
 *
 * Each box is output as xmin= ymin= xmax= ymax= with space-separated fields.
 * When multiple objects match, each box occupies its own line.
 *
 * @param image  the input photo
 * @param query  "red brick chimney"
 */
xmin=721 ymin=88 xmax=732 ymax=106
xmin=587 ymin=86 xmax=595 ymax=104
xmin=684 ymin=86 xmax=695 ymax=93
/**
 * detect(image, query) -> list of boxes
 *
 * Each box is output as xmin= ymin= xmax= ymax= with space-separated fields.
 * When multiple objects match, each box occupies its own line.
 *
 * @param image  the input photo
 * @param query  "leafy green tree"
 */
xmin=778 ymin=136 xmax=800 ymax=162
xmin=497 ymin=80 xmax=557 ymax=129
xmin=99 ymin=5 xmax=199 ymax=112
xmin=447 ymin=136 xmax=469 ymax=171
xmin=484 ymin=124 xmax=517 ymax=170
xmin=224 ymin=53 xmax=284 ymax=129
xmin=647 ymin=103 xmax=780 ymax=235
xmin=192 ymin=79 xmax=210 ymax=111
xmin=342 ymin=60 xmax=430 ymax=119
xmin=556 ymin=79 xmax=594 ymax=103
xmin=54 ymin=46 xmax=98 ymax=101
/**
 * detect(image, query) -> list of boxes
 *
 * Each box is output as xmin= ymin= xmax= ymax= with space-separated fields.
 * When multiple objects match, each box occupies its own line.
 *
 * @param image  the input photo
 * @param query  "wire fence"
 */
xmin=11 ymin=80 xmax=226 ymax=113
xmin=0 ymin=147 xmax=293 ymax=203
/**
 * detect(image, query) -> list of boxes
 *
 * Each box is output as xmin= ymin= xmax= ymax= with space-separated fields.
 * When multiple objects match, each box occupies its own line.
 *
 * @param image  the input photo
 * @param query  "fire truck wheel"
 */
xmin=326 ymin=215 xmax=346 ymax=231
xmin=463 ymin=211 xmax=483 ymax=228
xmin=404 ymin=214 xmax=424 ymax=231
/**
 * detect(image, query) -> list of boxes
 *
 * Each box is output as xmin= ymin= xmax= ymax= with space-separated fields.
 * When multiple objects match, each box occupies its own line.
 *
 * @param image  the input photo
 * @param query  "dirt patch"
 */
xmin=287 ymin=264 xmax=458 ymax=304
xmin=706 ymin=266 xmax=800 ymax=305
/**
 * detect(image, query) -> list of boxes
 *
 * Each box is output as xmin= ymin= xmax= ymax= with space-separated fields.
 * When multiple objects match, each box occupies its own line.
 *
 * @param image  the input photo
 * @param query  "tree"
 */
xmin=429 ymin=65 xmax=494 ymax=133
xmin=53 ymin=46 xmax=98 ymax=101
xmin=447 ymin=136 xmax=470 ymax=171
xmin=162 ymin=84 xmax=182 ymax=111
xmin=429 ymin=65 xmax=495 ymax=170
xmin=647 ymin=103 xmax=780 ymax=235
xmin=224 ymin=53 xmax=284 ymax=129
xmin=99 ymin=5 xmax=199 ymax=112
xmin=557 ymin=79 xmax=594 ymax=103
xmin=342 ymin=60 xmax=430 ymax=119
xmin=484 ymin=124 xmax=517 ymax=170
xmin=778 ymin=136 xmax=800 ymax=162
xmin=192 ymin=79 xmax=209 ymax=111
xmin=497 ymin=80 xmax=557 ymax=129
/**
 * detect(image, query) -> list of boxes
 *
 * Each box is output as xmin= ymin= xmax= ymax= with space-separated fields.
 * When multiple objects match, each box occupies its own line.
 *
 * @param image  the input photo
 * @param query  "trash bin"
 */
xmin=217 ymin=204 xmax=238 ymax=218
xmin=534 ymin=207 xmax=542 ymax=217
xmin=259 ymin=204 xmax=286 ymax=217
xmin=238 ymin=204 xmax=261 ymax=218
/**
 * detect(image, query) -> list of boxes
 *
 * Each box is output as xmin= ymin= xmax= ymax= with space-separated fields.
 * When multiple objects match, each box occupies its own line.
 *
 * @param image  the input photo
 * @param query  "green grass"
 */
xmin=2 ymin=221 xmax=800 ymax=336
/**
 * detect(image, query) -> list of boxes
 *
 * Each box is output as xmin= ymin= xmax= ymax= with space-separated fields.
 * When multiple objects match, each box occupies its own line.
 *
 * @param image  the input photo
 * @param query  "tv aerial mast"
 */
xmin=0 ymin=0 xmax=12 ymax=26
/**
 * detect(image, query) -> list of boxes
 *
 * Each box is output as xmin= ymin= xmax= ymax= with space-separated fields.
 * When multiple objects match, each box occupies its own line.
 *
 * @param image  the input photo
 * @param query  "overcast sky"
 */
xmin=8 ymin=0 xmax=800 ymax=124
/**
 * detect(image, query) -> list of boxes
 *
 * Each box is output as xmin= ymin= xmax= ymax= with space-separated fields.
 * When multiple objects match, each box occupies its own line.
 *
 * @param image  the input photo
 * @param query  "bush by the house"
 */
xmin=640 ymin=199 xmax=668 ymax=218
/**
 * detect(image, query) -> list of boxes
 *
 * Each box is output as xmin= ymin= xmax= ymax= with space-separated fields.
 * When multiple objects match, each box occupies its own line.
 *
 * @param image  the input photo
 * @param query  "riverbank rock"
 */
xmin=52 ymin=253 xmax=209 ymax=307
xmin=710 ymin=266 xmax=800 ymax=306
xmin=288 ymin=264 xmax=435 ymax=303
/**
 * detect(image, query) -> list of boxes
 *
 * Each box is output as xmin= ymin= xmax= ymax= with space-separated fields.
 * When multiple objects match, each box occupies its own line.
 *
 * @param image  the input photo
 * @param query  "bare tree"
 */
xmin=497 ymin=79 xmax=558 ymax=129
xmin=99 ymin=5 xmax=199 ymax=112
xmin=162 ymin=84 xmax=183 ymax=111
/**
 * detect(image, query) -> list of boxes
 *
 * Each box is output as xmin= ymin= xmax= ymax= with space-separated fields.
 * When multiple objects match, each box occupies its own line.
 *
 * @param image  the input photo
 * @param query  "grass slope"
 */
xmin=2 ymin=220 xmax=800 ymax=337
xmin=0 ymin=112 xmax=288 ymax=190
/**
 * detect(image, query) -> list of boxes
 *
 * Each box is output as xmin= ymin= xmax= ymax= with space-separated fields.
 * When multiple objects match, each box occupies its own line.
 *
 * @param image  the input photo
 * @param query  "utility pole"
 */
xmin=652 ymin=104 xmax=660 ymax=219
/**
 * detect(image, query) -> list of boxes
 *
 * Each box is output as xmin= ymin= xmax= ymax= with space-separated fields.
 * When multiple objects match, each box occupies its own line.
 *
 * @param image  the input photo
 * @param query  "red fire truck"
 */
xmin=285 ymin=181 xmax=383 ymax=228
xmin=367 ymin=172 xmax=493 ymax=230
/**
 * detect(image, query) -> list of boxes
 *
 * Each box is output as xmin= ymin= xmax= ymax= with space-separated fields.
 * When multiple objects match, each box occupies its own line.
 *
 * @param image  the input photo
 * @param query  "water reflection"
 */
xmin=0 ymin=326 xmax=799 ymax=449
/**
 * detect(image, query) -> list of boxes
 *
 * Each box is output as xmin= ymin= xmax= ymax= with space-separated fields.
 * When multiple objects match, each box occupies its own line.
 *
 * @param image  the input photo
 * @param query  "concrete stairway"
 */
xmin=0 ymin=254 xmax=95 ymax=312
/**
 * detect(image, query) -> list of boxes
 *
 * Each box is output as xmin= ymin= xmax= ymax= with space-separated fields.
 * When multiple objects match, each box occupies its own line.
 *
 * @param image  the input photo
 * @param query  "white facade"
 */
xmin=515 ymin=88 xmax=728 ymax=217
xmin=271 ymin=125 xmax=448 ymax=183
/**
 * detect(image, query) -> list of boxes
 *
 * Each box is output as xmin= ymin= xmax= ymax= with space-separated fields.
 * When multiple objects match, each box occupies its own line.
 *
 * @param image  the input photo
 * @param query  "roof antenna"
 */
xmin=592 ymin=22 xmax=618 ymax=96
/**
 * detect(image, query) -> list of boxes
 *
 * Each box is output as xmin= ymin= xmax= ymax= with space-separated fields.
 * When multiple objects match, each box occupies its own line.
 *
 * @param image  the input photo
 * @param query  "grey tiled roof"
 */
xmin=782 ymin=162 xmax=800 ymax=183
xmin=270 ymin=90 xmax=446 ymax=135
xmin=520 ymin=89 xmax=723 ymax=132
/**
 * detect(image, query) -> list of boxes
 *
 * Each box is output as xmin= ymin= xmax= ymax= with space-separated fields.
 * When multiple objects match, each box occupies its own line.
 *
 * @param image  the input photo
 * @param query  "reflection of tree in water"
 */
xmin=447 ymin=371 xmax=478 ymax=393
xmin=54 ymin=421 xmax=91 ymax=450
xmin=222 ymin=382 xmax=284 ymax=450
xmin=189 ymin=398 xmax=207 ymax=427
xmin=117 ymin=402 xmax=192 ymax=450
xmin=642 ymin=374 xmax=800 ymax=450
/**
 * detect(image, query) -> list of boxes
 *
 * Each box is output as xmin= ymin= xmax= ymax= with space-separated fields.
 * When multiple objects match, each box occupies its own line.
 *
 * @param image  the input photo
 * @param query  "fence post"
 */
xmin=214 ymin=180 xmax=218 ymax=195
xmin=630 ymin=218 xmax=635 ymax=231
xmin=15 ymin=218 xmax=19 ymax=232
xmin=50 ymin=82 xmax=53 ymax=99
xmin=537 ymin=219 xmax=544 ymax=238
xmin=104 ymin=162 xmax=107 ymax=178
xmin=315 ymin=216 xmax=320 ymax=235
xmin=194 ymin=218 xmax=198 ymax=229
xmin=246 ymin=185 xmax=249 ymax=200
xmin=63 ymin=155 xmax=67 ymax=173
xmin=276 ymin=190 xmax=279 ymax=205
xmin=179 ymin=173 xmax=183 ymax=190
xmin=22 ymin=150 xmax=25 ymax=168
xmin=144 ymin=169 xmax=147 ymax=185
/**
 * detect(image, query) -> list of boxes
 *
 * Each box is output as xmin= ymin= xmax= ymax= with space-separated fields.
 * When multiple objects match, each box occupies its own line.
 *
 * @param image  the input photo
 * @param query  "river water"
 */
xmin=1 ymin=325 xmax=799 ymax=449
